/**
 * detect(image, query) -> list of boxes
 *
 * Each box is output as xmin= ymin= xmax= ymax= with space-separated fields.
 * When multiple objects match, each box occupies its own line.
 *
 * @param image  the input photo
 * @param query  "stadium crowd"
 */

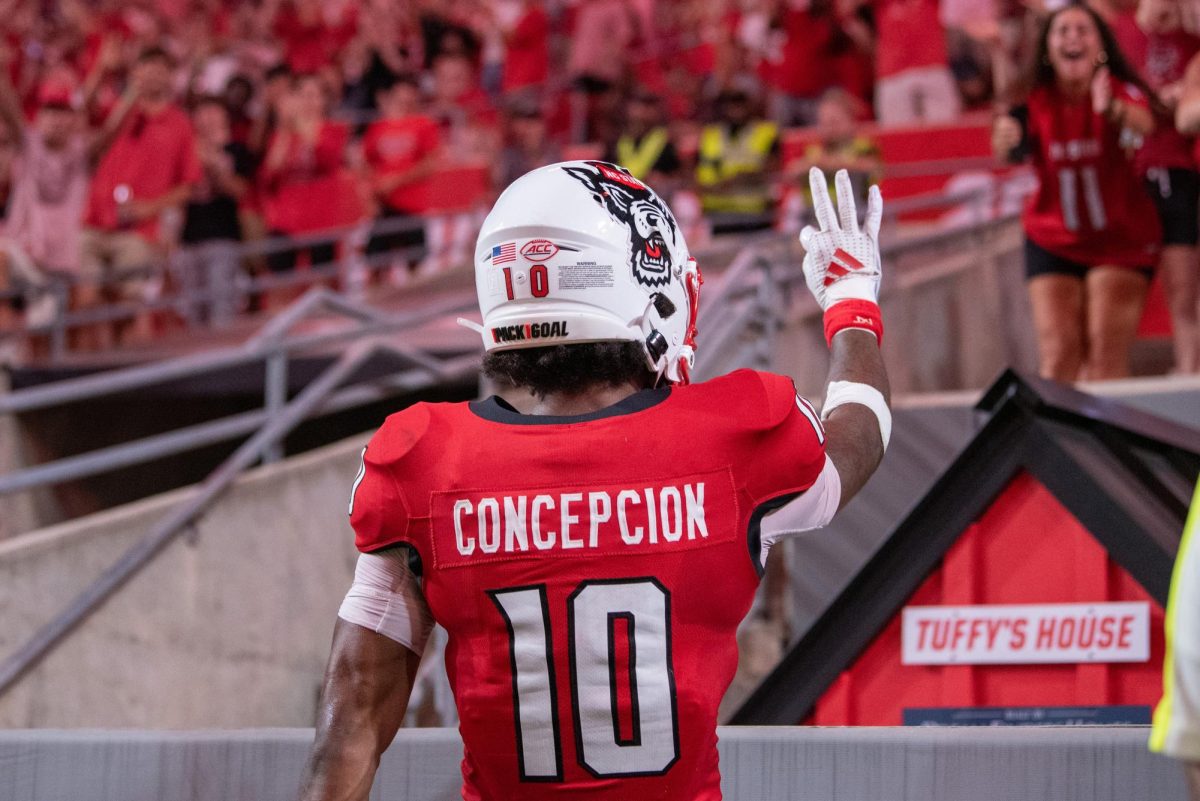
xmin=0 ymin=0 xmax=1000 ymax=340
xmin=0 ymin=0 xmax=1196 ymax=378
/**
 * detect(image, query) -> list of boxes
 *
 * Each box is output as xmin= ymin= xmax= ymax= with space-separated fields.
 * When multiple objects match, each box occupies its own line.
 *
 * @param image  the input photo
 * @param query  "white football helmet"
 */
xmin=460 ymin=161 xmax=702 ymax=384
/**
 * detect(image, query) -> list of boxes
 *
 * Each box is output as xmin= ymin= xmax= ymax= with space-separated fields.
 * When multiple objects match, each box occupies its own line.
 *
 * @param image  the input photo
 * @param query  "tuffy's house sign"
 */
xmin=901 ymin=602 xmax=1151 ymax=666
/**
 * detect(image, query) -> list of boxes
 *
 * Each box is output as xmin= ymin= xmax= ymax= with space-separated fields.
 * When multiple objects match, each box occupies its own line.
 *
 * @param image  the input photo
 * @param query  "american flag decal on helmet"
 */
xmin=491 ymin=243 xmax=517 ymax=264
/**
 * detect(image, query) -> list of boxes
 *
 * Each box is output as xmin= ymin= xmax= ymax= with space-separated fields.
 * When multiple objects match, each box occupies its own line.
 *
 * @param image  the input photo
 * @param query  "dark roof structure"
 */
xmin=731 ymin=370 xmax=1200 ymax=725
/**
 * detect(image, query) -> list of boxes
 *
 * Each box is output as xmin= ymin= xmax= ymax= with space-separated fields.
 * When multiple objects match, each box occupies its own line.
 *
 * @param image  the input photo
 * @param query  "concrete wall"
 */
xmin=0 ymin=435 xmax=368 ymax=728
xmin=0 ymin=726 xmax=1188 ymax=801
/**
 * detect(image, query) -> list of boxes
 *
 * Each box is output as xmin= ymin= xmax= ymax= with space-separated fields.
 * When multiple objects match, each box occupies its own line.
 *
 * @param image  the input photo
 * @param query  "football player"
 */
xmin=297 ymin=161 xmax=890 ymax=801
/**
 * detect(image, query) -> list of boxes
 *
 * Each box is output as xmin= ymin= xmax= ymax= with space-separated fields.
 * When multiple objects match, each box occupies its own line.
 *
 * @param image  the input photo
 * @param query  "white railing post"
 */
xmin=263 ymin=351 xmax=288 ymax=463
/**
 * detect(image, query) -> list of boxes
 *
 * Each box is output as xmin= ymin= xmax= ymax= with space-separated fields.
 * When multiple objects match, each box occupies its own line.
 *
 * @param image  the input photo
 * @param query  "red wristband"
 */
xmin=824 ymin=299 xmax=883 ymax=347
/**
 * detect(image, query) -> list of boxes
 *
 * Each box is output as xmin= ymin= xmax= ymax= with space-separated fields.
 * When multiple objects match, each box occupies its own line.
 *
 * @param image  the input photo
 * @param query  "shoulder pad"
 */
xmin=369 ymin=403 xmax=433 ymax=466
xmin=752 ymin=370 xmax=806 ymax=429
xmin=682 ymin=369 xmax=792 ymax=430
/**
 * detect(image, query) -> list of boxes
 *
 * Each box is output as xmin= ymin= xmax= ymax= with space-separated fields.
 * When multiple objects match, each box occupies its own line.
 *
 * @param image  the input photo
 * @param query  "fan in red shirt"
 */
xmin=760 ymin=4 xmax=836 ymax=126
xmin=295 ymin=162 xmax=892 ymax=800
xmin=502 ymin=0 xmax=550 ymax=94
xmin=273 ymin=0 xmax=358 ymax=74
xmin=83 ymin=47 xmax=201 ymax=345
xmin=841 ymin=0 xmax=961 ymax=125
xmin=427 ymin=53 xmax=500 ymax=161
xmin=362 ymin=74 xmax=441 ymax=273
xmin=1136 ymin=0 xmax=1200 ymax=375
xmin=258 ymin=73 xmax=359 ymax=274
xmin=1116 ymin=0 xmax=1200 ymax=375
xmin=993 ymin=4 xmax=1161 ymax=382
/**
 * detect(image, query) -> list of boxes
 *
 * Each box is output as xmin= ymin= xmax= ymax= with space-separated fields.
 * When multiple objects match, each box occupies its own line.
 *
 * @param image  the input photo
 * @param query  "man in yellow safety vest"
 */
xmin=695 ymin=88 xmax=780 ymax=232
xmin=604 ymin=89 xmax=682 ymax=189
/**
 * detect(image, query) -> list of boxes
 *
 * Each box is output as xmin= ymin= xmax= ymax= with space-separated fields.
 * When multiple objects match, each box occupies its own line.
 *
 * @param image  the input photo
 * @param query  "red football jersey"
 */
xmin=1022 ymin=80 xmax=1162 ymax=268
xmin=350 ymin=369 xmax=829 ymax=800
xmin=362 ymin=115 xmax=441 ymax=213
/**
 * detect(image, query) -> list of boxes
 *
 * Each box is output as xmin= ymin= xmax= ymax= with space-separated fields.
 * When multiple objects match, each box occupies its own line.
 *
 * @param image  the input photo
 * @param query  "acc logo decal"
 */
xmin=521 ymin=239 xmax=559 ymax=261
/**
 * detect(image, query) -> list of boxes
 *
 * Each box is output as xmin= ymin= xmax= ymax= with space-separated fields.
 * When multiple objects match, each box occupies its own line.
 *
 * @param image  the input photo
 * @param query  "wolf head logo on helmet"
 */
xmin=561 ymin=162 xmax=680 ymax=289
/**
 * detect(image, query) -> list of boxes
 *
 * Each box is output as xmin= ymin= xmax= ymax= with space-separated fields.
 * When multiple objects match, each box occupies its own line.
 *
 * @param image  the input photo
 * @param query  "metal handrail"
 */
xmin=693 ymin=213 xmax=1026 ymax=380
xmin=0 ymin=213 xmax=436 ymax=363
xmin=878 ymin=156 xmax=1023 ymax=179
xmin=0 ymin=336 xmax=477 ymax=697
xmin=0 ymin=356 xmax=481 ymax=496
xmin=882 ymin=186 xmax=992 ymax=216
xmin=0 ymin=288 xmax=478 ymax=498
xmin=3 ymin=243 xmax=422 ymax=344
xmin=0 ymin=212 xmax=426 ymax=303
xmin=697 ymin=193 xmax=1018 ymax=318
xmin=0 ymin=289 xmax=471 ymax=416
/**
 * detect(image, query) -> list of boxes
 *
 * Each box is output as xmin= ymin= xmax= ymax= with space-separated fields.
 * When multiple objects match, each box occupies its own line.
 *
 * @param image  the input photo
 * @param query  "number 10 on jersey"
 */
xmin=488 ymin=578 xmax=680 ymax=781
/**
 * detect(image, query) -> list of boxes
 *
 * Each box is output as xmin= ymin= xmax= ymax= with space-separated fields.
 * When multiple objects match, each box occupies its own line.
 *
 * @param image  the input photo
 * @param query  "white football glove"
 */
xmin=800 ymin=167 xmax=883 ymax=311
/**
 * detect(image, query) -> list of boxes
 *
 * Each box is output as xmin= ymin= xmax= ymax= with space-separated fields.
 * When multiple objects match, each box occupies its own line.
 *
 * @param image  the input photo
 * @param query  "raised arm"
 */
xmin=992 ymin=109 xmax=1025 ymax=163
xmin=822 ymin=330 xmax=888 ymax=506
xmin=1091 ymin=66 xmax=1155 ymax=138
xmin=800 ymin=167 xmax=890 ymax=509
xmin=1177 ymin=52 xmax=1200 ymax=135
xmin=81 ymin=36 xmax=123 ymax=115
xmin=86 ymin=91 xmax=136 ymax=165
xmin=0 ymin=45 xmax=24 ymax=141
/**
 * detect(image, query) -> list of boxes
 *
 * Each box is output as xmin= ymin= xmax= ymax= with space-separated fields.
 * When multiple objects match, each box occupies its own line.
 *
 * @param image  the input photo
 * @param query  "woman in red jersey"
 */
xmin=994 ymin=4 xmax=1161 ymax=381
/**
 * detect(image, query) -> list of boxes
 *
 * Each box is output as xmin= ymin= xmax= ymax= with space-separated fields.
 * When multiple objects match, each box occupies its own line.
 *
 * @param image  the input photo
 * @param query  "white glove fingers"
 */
xmin=799 ymin=225 xmax=816 ymax=250
xmin=808 ymin=167 xmax=839 ymax=232
xmin=835 ymin=169 xmax=858 ymax=232
xmin=865 ymin=184 xmax=883 ymax=243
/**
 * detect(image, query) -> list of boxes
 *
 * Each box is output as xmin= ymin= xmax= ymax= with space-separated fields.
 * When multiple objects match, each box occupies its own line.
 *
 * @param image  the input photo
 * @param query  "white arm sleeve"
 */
xmin=758 ymin=455 xmax=842 ymax=565
xmin=338 ymin=549 xmax=435 ymax=655
xmin=822 ymin=380 xmax=891 ymax=450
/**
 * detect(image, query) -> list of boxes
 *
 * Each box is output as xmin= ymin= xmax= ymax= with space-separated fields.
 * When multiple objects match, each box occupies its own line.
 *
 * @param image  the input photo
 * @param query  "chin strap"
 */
xmin=674 ymin=259 xmax=703 ymax=385
xmin=683 ymin=259 xmax=702 ymax=350
xmin=457 ymin=317 xmax=486 ymax=337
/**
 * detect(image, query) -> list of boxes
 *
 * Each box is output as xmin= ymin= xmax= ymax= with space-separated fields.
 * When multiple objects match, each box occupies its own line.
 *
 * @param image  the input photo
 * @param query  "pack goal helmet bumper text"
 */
xmin=462 ymin=161 xmax=702 ymax=384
